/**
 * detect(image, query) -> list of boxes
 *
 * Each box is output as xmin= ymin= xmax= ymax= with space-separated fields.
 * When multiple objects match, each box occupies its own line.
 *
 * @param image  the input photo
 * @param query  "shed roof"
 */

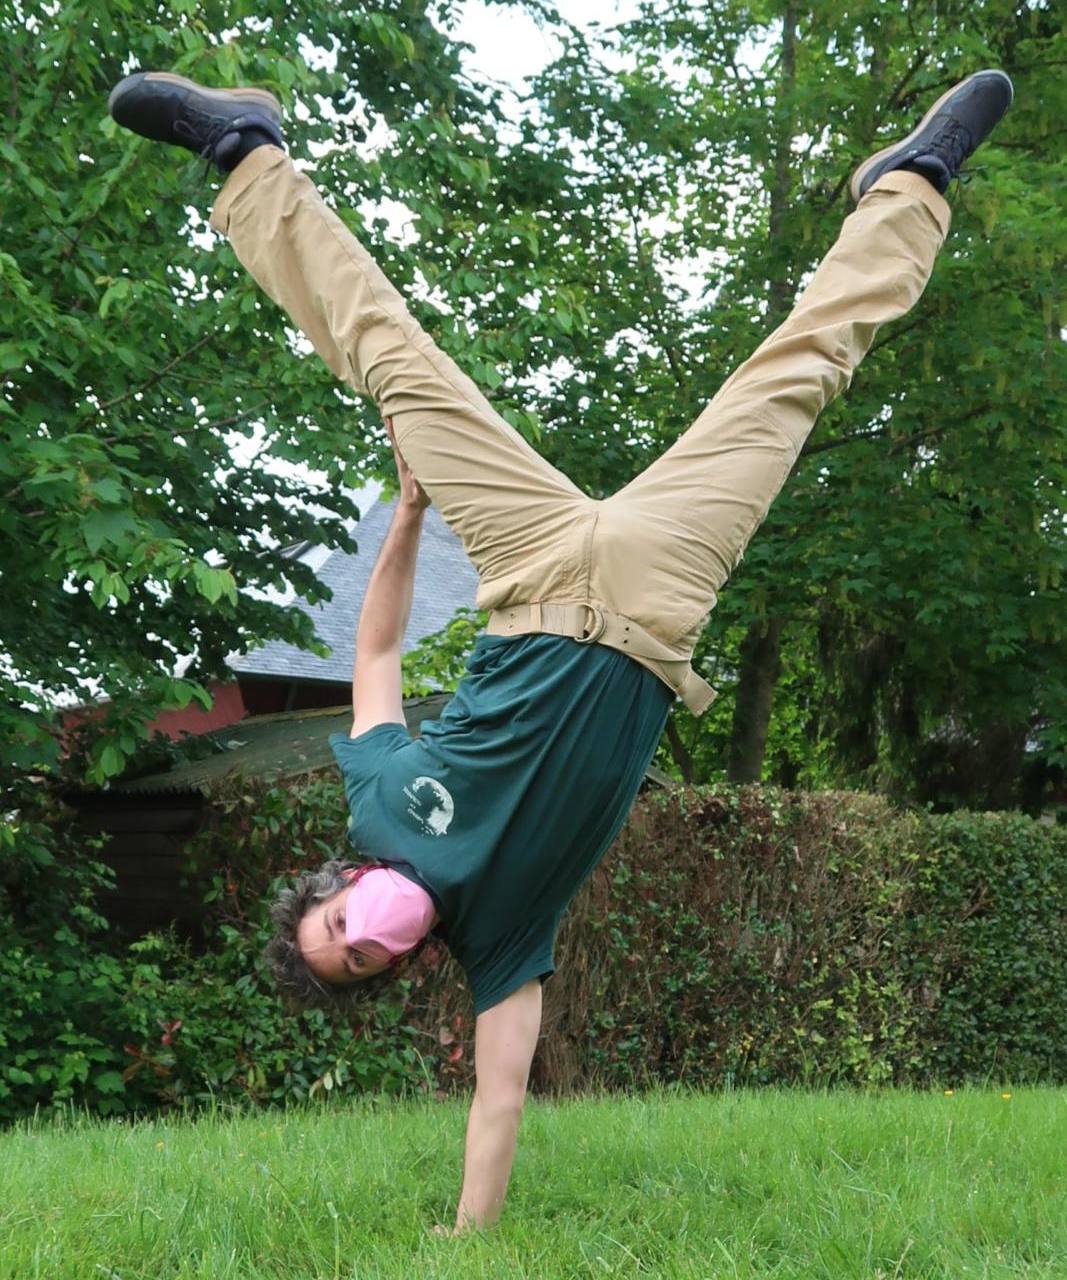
xmin=96 ymin=697 xmax=673 ymax=799
xmin=229 ymin=498 xmax=479 ymax=684
xmin=110 ymin=696 xmax=450 ymax=797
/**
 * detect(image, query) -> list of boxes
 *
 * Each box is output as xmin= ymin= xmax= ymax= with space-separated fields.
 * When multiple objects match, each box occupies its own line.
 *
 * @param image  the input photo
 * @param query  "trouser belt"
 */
xmin=485 ymin=602 xmax=717 ymax=716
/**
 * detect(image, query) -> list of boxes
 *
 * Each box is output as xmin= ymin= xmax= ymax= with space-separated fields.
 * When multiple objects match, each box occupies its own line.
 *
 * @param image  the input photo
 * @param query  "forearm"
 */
xmin=455 ymin=1091 xmax=524 ymax=1231
xmin=356 ymin=502 xmax=424 ymax=656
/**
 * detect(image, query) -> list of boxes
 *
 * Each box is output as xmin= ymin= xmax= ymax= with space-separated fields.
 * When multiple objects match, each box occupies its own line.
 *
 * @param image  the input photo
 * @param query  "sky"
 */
xmin=452 ymin=0 xmax=640 ymax=88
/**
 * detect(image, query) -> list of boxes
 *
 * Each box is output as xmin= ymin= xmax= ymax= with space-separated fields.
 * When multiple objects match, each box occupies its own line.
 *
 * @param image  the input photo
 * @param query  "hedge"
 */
xmin=1 ymin=776 xmax=1064 ymax=1121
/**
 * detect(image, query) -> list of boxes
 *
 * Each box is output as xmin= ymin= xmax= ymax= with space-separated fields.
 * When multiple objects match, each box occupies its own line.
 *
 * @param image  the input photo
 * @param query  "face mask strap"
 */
xmin=342 ymin=862 xmax=382 ymax=887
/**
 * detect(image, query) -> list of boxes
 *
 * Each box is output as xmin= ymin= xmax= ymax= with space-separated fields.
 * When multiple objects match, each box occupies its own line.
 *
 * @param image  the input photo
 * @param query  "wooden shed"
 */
xmin=67 ymin=696 xmax=449 ymax=937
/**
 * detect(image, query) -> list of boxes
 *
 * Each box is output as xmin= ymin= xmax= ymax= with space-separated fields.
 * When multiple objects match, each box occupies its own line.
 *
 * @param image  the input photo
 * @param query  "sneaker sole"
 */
xmin=107 ymin=70 xmax=281 ymax=123
xmin=849 ymin=68 xmax=1013 ymax=203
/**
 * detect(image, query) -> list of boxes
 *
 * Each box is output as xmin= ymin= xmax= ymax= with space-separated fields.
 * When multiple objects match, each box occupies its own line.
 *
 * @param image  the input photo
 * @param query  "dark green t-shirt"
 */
xmin=329 ymin=633 xmax=671 ymax=1014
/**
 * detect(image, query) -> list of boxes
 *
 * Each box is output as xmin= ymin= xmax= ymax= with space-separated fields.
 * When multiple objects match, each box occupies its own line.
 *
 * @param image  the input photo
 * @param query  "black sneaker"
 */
xmin=108 ymin=71 xmax=284 ymax=172
xmin=851 ymin=69 xmax=1013 ymax=200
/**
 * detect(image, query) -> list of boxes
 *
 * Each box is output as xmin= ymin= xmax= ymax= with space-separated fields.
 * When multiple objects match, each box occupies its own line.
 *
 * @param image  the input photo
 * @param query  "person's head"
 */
xmin=264 ymin=859 xmax=424 ymax=1011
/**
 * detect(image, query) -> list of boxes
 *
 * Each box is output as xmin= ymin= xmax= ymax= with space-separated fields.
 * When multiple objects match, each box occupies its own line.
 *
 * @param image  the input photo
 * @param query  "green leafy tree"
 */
xmin=494 ymin=0 xmax=1066 ymax=805
xmin=0 ymin=0 xmax=536 ymax=782
xmin=3 ymin=0 xmax=1062 ymax=812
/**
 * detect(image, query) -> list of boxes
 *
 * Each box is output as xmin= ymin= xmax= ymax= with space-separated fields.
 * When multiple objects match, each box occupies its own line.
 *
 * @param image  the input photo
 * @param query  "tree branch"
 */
xmin=885 ymin=48 xmax=930 ymax=112
xmin=78 ymin=333 xmax=216 ymax=428
xmin=100 ymin=398 xmax=270 ymax=446
xmin=801 ymin=425 xmax=887 ymax=459
xmin=867 ymin=311 xmax=931 ymax=357
xmin=618 ymin=184 xmax=691 ymax=392
xmin=800 ymin=402 xmax=993 ymax=461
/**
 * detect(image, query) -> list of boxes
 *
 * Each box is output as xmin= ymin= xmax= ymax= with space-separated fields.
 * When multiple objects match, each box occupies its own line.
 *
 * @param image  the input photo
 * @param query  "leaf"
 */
xmin=83 ymin=508 xmax=137 ymax=553
xmin=97 ymin=744 xmax=124 ymax=778
xmin=193 ymin=563 xmax=237 ymax=605
xmin=98 ymin=278 xmax=130 ymax=319
xmin=93 ymin=1070 xmax=126 ymax=1095
xmin=169 ymin=681 xmax=195 ymax=710
xmin=90 ymin=477 xmax=125 ymax=504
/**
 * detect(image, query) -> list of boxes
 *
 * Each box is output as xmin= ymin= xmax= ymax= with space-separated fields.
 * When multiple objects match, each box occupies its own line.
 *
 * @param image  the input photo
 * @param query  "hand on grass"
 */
xmin=385 ymin=417 xmax=431 ymax=511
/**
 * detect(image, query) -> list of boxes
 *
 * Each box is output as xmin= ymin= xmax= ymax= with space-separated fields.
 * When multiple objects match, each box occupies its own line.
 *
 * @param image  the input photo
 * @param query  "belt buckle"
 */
xmin=575 ymin=604 xmax=606 ymax=644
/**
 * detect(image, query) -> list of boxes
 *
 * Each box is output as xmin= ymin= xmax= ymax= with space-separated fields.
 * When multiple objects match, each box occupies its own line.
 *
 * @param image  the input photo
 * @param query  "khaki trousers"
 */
xmin=210 ymin=150 xmax=950 ymax=714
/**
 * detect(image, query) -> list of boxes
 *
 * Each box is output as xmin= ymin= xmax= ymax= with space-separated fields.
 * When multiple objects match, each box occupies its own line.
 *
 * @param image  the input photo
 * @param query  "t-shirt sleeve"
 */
xmin=465 ymin=919 xmax=558 ymax=1017
xmin=329 ymin=723 xmax=411 ymax=817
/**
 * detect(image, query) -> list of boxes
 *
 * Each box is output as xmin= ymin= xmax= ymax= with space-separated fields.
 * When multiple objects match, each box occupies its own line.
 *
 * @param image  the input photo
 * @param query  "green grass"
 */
xmin=1 ymin=1087 xmax=1064 ymax=1279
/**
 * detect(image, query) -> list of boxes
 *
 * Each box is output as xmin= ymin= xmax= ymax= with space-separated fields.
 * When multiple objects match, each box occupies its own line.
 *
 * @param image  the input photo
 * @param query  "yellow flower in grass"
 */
xmin=943 ymin=1089 xmax=954 ymax=1096
xmin=1001 ymin=1092 xmax=1012 ymax=1100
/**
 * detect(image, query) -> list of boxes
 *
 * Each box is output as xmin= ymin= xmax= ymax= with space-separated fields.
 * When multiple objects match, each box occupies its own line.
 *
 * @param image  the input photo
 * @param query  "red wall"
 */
xmin=147 ymin=680 xmax=247 ymax=739
xmin=67 ymin=678 xmax=351 ymax=743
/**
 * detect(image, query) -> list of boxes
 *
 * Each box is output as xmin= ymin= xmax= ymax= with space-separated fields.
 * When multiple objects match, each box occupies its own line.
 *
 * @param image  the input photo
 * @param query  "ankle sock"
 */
xmin=897 ymin=154 xmax=951 ymax=194
xmin=216 ymin=127 xmax=283 ymax=173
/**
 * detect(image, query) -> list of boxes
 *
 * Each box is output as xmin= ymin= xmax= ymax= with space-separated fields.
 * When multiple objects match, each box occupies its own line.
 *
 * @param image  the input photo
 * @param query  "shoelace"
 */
xmin=173 ymin=105 xmax=241 ymax=183
xmin=174 ymin=104 xmax=235 ymax=155
xmin=927 ymin=116 xmax=973 ymax=180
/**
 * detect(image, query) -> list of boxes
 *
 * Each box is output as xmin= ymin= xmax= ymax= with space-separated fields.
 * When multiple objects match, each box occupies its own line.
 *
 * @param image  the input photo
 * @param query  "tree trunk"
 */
xmin=726 ymin=3 xmax=796 ymax=784
xmin=765 ymin=1 xmax=797 ymax=319
xmin=727 ymin=616 xmax=785 ymax=782
xmin=664 ymin=715 xmax=695 ymax=784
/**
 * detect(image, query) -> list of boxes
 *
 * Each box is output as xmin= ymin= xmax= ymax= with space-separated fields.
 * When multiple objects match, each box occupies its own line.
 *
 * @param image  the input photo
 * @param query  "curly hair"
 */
xmin=262 ymin=858 xmax=427 ymax=1013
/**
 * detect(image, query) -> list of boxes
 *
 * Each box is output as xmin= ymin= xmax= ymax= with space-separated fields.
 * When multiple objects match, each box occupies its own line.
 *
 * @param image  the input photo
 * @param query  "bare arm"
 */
xmin=350 ymin=420 xmax=431 ymax=738
xmin=450 ymin=978 xmax=543 ymax=1233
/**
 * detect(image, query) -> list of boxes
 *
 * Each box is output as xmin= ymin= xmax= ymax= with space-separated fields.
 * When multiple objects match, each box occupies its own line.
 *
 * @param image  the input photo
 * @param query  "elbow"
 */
xmin=356 ymin=634 xmax=401 ymax=661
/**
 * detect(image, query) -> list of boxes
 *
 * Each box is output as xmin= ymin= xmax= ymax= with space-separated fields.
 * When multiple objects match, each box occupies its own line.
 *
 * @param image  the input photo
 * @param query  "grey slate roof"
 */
xmin=229 ymin=498 xmax=480 ymax=683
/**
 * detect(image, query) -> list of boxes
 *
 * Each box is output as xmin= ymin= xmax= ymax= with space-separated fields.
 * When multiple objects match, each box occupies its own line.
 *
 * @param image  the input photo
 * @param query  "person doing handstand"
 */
xmin=108 ymin=66 xmax=1013 ymax=1233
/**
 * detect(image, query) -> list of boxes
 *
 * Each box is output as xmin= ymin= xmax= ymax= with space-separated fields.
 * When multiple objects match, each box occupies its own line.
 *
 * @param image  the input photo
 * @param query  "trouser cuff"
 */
xmin=864 ymin=169 xmax=952 ymax=241
xmin=209 ymin=145 xmax=289 ymax=234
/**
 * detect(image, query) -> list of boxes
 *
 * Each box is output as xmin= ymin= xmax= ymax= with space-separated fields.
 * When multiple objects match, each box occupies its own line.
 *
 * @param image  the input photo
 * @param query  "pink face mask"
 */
xmin=342 ymin=865 xmax=436 ymax=963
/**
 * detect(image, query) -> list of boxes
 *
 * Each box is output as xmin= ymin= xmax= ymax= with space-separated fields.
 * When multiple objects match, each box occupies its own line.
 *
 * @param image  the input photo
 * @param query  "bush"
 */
xmin=2 ymin=776 xmax=1064 ymax=1121
xmin=0 ymin=776 xmax=435 ymax=1124
xmin=550 ymin=788 xmax=1067 ymax=1092
xmin=901 ymin=809 xmax=1066 ymax=1081
xmin=0 ymin=779 xmax=141 ymax=1120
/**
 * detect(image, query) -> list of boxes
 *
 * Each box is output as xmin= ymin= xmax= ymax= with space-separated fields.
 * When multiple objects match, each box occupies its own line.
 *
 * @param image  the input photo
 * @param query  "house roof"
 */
xmin=228 ymin=498 xmax=479 ymax=684
xmin=83 ymin=496 xmax=676 ymax=799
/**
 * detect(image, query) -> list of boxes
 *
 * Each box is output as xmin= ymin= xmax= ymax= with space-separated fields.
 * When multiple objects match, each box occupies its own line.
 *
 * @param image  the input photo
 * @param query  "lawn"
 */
xmin=1 ymin=1087 xmax=1063 ymax=1279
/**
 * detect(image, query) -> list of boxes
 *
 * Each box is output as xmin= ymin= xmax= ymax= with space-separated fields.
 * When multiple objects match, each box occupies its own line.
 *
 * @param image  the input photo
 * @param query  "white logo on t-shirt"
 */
xmin=403 ymin=776 xmax=455 ymax=837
